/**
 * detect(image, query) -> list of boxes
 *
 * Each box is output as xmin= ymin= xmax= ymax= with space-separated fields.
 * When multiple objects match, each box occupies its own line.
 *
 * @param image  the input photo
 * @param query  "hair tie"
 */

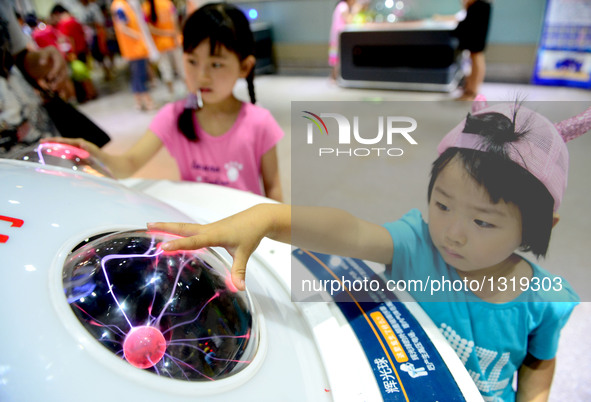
xmin=184 ymin=93 xmax=198 ymax=110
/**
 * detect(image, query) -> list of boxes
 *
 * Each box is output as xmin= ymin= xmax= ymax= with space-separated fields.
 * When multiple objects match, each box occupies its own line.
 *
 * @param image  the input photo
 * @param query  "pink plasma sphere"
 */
xmin=64 ymin=230 xmax=257 ymax=381
xmin=123 ymin=326 xmax=167 ymax=369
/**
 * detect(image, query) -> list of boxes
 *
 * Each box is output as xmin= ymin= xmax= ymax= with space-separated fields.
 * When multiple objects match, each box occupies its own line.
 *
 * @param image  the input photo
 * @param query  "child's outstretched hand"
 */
xmin=147 ymin=204 xmax=289 ymax=291
xmin=41 ymin=137 xmax=101 ymax=158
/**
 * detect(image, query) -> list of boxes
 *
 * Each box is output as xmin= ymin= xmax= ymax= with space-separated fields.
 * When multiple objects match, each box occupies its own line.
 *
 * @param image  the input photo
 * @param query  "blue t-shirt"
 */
xmin=383 ymin=209 xmax=579 ymax=402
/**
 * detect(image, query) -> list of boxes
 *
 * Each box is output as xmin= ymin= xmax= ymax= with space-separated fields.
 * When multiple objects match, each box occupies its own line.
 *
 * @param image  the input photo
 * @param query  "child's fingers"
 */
xmin=231 ymin=249 xmax=250 ymax=291
xmin=41 ymin=136 xmax=75 ymax=144
xmin=41 ymin=137 xmax=88 ymax=149
xmin=148 ymin=221 xmax=255 ymax=291
xmin=147 ymin=222 xmax=202 ymax=237
xmin=148 ymin=222 xmax=214 ymax=252
xmin=159 ymin=236 xmax=207 ymax=252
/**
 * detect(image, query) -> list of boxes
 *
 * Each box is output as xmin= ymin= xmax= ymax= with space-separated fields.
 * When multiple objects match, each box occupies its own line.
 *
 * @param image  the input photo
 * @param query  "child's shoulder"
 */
xmin=149 ymin=100 xmax=186 ymax=132
xmin=241 ymin=102 xmax=273 ymax=119
xmin=239 ymin=102 xmax=281 ymax=130
xmin=525 ymin=259 xmax=580 ymax=305
xmin=383 ymin=208 xmax=426 ymax=232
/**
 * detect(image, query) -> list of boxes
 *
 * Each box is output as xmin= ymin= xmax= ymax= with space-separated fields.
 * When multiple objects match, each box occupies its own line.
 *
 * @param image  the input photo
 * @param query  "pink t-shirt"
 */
xmin=149 ymin=101 xmax=283 ymax=196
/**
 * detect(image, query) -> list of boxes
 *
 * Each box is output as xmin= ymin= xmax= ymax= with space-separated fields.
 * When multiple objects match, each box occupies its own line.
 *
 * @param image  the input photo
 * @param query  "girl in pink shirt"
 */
xmin=45 ymin=3 xmax=283 ymax=201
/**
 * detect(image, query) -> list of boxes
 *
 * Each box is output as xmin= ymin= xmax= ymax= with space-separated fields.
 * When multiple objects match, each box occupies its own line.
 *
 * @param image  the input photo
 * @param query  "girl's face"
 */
xmin=183 ymin=39 xmax=254 ymax=106
xmin=428 ymin=155 xmax=523 ymax=275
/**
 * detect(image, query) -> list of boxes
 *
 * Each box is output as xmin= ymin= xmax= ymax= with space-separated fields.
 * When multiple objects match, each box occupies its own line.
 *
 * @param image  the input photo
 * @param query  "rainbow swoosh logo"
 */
xmin=302 ymin=111 xmax=328 ymax=135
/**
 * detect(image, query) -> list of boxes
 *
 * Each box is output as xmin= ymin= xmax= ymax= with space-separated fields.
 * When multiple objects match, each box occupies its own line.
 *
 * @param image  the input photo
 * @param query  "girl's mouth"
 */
xmin=442 ymin=246 xmax=463 ymax=259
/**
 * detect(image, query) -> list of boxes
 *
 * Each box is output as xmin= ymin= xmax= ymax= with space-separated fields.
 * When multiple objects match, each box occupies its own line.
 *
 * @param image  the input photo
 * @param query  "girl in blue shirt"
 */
xmin=149 ymin=102 xmax=589 ymax=400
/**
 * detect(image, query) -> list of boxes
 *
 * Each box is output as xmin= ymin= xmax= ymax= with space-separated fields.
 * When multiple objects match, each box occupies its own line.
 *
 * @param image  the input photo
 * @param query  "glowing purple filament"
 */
xmin=100 ymin=246 xmax=164 ymax=328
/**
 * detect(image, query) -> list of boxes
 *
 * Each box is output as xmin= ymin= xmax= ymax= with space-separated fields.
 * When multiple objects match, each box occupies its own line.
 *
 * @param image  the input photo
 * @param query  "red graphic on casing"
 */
xmin=0 ymin=215 xmax=24 ymax=243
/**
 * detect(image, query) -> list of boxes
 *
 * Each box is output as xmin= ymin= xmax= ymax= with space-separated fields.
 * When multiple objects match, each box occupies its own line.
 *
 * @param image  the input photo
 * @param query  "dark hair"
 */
xmin=177 ymin=3 xmax=256 ymax=142
xmin=1 ymin=15 xmax=13 ymax=78
xmin=427 ymin=110 xmax=554 ymax=258
xmin=50 ymin=4 xmax=68 ymax=15
xmin=24 ymin=13 xmax=38 ymax=28
xmin=148 ymin=0 xmax=157 ymax=24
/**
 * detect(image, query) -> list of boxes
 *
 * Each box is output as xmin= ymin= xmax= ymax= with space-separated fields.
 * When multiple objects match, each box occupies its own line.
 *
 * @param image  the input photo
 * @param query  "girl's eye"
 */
xmin=435 ymin=202 xmax=449 ymax=212
xmin=212 ymin=62 xmax=223 ymax=68
xmin=474 ymin=219 xmax=495 ymax=228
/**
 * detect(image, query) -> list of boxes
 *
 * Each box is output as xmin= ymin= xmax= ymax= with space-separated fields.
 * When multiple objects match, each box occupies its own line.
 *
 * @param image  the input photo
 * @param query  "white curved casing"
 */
xmin=0 ymin=160 xmax=331 ymax=402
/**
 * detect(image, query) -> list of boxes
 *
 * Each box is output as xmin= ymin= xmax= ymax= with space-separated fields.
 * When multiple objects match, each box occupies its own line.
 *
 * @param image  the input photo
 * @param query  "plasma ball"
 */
xmin=64 ymin=231 xmax=257 ymax=380
xmin=123 ymin=326 xmax=166 ymax=369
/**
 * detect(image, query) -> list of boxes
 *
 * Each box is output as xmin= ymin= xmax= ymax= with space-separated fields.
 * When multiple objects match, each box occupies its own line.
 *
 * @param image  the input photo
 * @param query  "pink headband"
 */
xmin=437 ymin=101 xmax=591 ymax=211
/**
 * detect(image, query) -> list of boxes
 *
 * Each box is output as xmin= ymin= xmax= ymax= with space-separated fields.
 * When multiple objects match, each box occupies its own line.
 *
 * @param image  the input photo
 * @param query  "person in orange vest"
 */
xmin=111 ymin=0 xmax=158 ymax=110
xmin=144 ymin=0 xmax=184 ymax=99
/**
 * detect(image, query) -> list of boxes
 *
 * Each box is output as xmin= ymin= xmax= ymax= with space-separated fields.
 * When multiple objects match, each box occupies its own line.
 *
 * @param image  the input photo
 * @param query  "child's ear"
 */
xmin=239 ymin=55 xmax=256 ymax=78
xmin=552 ymin=213 xmax=560 ymax=228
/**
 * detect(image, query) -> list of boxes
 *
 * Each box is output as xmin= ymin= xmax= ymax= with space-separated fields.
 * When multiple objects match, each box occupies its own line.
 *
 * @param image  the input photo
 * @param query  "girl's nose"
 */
xmin=445 ymin=220 xmax=467 ymax=246
xmin=193 ymin=65 xmax=210 ymax=84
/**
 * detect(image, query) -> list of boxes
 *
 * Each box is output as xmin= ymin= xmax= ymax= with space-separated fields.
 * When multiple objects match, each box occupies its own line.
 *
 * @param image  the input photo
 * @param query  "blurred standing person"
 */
xmin=15 ymin=12 xmax=36 ymax=48
xmin=27 ymin=15 xmax=67 ymax=55
xmin=50 ymin=4 xmax=88 ymax=64
xmin=453 ymin=0 xmax=492 ymax=100
xmin=111 ymin=0 xmax=158 ymax=110
xmin=79 ymin=0 xmax=113 ymax=80
xmin=328 ymin=0 xmax=361 ymax=80
xmin=50 ymin=4 xmax=97 ymax=102
xmin=98 ymin=1 xmax=119 ymax=68
xmin=143 ymin=0 xmax=184 ymax=100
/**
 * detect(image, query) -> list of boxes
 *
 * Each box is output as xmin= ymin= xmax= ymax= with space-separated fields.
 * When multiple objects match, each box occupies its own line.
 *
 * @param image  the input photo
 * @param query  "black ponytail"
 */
xmin=246 ymin=68 xmax=256 ymax=104
xmin=148 ymin=0 xmax=157 ymax=24
xmin=177 ymin=107 xmax=198 ymax=142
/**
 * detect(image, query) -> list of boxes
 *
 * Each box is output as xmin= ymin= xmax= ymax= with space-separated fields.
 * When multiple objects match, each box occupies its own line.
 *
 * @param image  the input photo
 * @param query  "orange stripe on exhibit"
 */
xmin=301 ymin=249 xmax=409 ymax=402
xmin=370 ymin=311 xmax=409 ymax=363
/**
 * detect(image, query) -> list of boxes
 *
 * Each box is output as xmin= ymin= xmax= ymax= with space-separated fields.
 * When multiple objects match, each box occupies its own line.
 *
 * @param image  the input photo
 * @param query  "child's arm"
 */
xmin=113 ymin=20 xmax=142 ymax=40
xmin=148 ymin=203 xmax=393 ymax=290
xmin=516 ymin=355 xmax=555 ymax=401
xmin=42 ymin=130 xmax=164 ymax=178
xmin=113 ymin=8 xmax=142 ymax=40
xmin=146 ymin=24 xmax=177 ymax=38
xmin=260 ymin=146 xmax=282 ymax=202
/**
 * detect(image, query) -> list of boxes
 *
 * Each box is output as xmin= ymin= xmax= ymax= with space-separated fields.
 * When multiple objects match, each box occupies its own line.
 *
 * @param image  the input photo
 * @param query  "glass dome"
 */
xmin=12 ymin=142 xmax=113 ymax=178
xmin=63 ymin=230 xmax=259 ymax=381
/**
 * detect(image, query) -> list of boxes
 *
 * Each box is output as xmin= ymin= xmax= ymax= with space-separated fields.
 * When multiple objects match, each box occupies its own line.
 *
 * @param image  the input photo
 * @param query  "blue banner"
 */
xmin=293 ymin=249 xmax=465 ymax=401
